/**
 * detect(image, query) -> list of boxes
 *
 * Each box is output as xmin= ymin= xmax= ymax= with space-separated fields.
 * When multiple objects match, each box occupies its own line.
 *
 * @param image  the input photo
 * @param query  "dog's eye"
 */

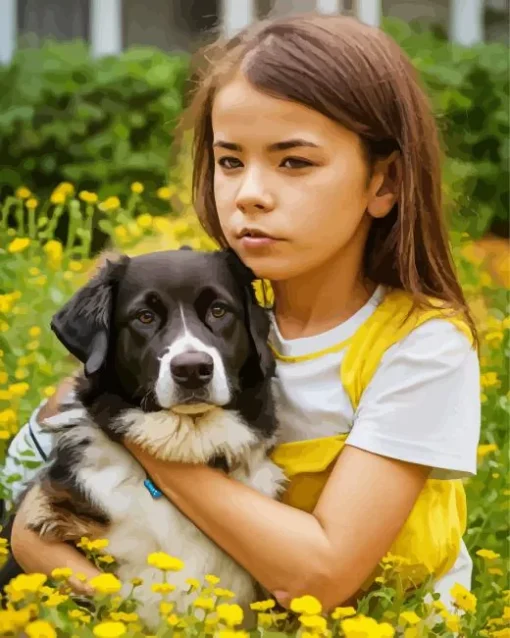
xmin=210 ymin=303 xmax=228 ymax=319
xmin=137 ymin=310 xmax=155 ymax=324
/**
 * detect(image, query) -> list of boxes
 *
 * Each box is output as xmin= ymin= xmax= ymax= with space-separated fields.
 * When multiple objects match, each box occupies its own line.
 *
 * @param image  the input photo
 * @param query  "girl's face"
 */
xmin=212 ymin=73 xmax=392 ymax=282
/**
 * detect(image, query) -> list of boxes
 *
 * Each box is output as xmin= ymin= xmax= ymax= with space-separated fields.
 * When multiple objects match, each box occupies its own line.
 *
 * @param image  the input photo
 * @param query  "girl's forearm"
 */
xmin=143 ymin=458 xmax=335 ymax=604
xmin=11 ymin=515 xmax=101 ymax=595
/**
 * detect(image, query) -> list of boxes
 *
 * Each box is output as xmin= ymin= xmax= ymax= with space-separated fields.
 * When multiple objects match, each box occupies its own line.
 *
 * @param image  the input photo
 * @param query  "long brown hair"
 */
xmin=180 ymin=12 xmax=478 ymax=347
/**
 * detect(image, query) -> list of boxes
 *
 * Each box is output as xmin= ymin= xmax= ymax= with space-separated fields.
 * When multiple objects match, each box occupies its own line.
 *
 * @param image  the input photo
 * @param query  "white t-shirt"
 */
xmin=269 ymin=285 xmax=481 ymax=608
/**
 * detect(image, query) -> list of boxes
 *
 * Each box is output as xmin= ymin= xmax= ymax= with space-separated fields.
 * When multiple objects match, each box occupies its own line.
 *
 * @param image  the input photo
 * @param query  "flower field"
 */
xmin=0 ymin=181 xmax=508 ymax=637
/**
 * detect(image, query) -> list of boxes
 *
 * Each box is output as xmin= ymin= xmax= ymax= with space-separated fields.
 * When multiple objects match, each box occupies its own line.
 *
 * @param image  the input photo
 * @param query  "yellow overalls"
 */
xmin=267 ymin=288 xmax=475 ymax=593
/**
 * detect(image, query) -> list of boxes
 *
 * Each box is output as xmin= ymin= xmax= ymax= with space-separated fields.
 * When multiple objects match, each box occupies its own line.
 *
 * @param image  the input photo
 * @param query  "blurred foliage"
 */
xmin=0 ymin=40 xmax=189 ymax=212
xmin=384 ymin=17 xmax=509 ymax=238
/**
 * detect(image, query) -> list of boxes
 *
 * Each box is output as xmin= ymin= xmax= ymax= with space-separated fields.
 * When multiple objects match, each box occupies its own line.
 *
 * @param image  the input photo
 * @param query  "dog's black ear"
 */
xmin=224 ymin=249 xmax=275 ymax=384
xmin=50 ymin=256 xmax=130 ymax=377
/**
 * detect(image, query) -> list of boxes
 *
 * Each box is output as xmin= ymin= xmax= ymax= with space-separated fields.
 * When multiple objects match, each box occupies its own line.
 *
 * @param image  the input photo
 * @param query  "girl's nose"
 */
xmin=235 ymin=170 xmax=274 ymax=214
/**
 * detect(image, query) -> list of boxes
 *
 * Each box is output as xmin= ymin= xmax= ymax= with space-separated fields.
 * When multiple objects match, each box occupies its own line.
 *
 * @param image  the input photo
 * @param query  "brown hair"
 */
xmin=181 ymin=12 xmax=478 ymax=347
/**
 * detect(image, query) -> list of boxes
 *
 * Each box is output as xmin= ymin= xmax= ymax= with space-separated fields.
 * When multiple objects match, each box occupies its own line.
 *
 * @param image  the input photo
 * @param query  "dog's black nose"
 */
xmin=170 ymin=352 xmax=214 ymax=388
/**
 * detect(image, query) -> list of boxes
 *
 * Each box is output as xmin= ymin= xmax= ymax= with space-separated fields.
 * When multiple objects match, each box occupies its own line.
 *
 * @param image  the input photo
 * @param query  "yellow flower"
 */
xmin=151 ymin=583 xmax=176 ymax=594
xmin=217 ymin=603 xmax=244 ymax=627
xmin=331 ymin=606 xmax=356 ymax=620
xmin=42 ymin=592 xmax=69 ymax=607
xmin=131 ymin=182 xmax=144 ymax=194
xmin=43 ymin=239 xmax=63 ymax=270
xmin=29 ymin=326 xmax=41 ymax=338
xmin=8 ymin=237 xmax=31 ymax=254
xmin=127 ymin=221 xmax=142 ymax=238
xmin=16 ymin=186 xmax=31 ymax=199
xmin=250 ymin=599 xmax=275 ymax=612
xmin=205 ymin=574 xmax=221 ymax=585
xmin=69 ymin=260 xmax=83 ymax=272
xmin=444 ymin=613 xmax=461 ymax=633
xmin=14 ymin=367 xmax=29 ymax=380
xmin=299 ymin=614 xmax=327 ymax=631
xmin=256 ymin=613 xmax=274 ymax=628
xmin=477 ymin=443 xmax=498 ymax=459
xmin=214 ymin=588 xmax=236 ymax=599
xmin=98 ymin=555 xmax=116 ymax=564
xmin=130 ymin=577 xmax=143 ymax=587
xmin=147 ymin=551 xmax=184 ymax=571
xmin=476 ymin=548 xmax=500 ymax=561
xmin=159 ymin=601 xmax=174 ymax=614
xmin=488 ymin=568 xmax=504 ymax=576
xmin=136 ymin=213 xmax=153 ymax=229
xmin=88 ymin=573 xmax=122 ymax=595
xmin=193 ymin=596 xmax=215 ymax=611
xmin=25 ymin=620 xmax=57 ymax=638
xmin=26 ymin=198 xmax=39 ymax=210
xmin=399 ymin=611 xmax=421 ymax=625
xmin=79 ymin=190 xmax=99 ymax=204
xmin=86 ymin=538 xmax=109 ymax=551
xmin=50 ymin=191 xmax=66 ymax=205
xmin=9 ymin=382 xmax=29 ymax=397
xmin=7 ymin=572 xmax=47 ymax=595
xmin=342 ymin=615 xmax=394 ymax=638
xmin=93 ymin=621 xmax=127 ymax=637
xmin=450 ymin=583 xmax=477 ymax=613
xmin=290 ymin=594 xmax=322 ymax=616
xmin=43 ymin=386 xmax=56 ymax=398
xmin=157 ymin=186 xmax=175 ymax=200
xmin=186 ymin=577 xmax=201 ymax=591
xmin=167 ymin=614 xmax=180 ymax=626
xmin=481 ymin=372 xmax=500 ymax=389
xmin=100 ymin=196 xmax=121 ymax=212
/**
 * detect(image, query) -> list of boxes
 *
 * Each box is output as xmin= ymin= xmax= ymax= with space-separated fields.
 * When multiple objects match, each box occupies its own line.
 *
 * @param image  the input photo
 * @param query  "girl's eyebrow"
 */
xmin=212 ymin=139 xmax=320 ymax=152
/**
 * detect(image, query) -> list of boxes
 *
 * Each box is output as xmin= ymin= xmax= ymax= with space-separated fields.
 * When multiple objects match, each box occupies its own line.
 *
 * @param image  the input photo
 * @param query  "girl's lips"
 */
xmin=239 ymin=236 xmax=280 ymax=249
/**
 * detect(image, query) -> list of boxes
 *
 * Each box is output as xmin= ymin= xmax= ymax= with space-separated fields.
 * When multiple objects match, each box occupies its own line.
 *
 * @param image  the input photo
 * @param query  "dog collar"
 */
xmin=143 ymin=474 xmax=163 ymax=499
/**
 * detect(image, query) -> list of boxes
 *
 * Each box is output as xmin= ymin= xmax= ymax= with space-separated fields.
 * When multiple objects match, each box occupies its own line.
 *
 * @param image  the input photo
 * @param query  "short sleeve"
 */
xmin=345 ymin=319 xmax=481 ymax=479
xmin=1 ymin=401 xmax=54 ymax=507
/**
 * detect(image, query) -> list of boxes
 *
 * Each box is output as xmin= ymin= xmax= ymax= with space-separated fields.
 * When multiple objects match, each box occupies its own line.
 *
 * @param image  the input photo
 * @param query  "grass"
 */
xmin=0 ymin=181 xmax=508 ymax=637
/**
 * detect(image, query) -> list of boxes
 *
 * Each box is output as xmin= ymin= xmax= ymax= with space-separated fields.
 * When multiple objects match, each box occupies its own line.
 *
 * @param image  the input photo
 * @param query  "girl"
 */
xmin=8 ymin=12 xmax=481 ymax=613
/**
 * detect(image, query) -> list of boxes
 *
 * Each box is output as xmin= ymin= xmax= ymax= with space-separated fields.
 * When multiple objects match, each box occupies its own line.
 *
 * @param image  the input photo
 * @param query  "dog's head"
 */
xmin=50 ymin=249 xmax=275 ymax=420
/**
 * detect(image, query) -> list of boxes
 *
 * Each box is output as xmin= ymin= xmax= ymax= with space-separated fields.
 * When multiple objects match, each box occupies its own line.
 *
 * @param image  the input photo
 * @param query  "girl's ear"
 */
xmin=367 ymin=150 xmax=402 ymax=219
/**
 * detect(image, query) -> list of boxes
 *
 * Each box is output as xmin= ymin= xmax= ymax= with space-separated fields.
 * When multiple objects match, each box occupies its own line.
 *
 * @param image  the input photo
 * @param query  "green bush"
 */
xmin=385 ymin=18 xmax=509 ymax=238
xmin=0 ymin=40 xmax=189 ymax=210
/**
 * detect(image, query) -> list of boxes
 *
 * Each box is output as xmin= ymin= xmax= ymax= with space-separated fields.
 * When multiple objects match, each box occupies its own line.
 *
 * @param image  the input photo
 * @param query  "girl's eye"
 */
xmin=210 ymin=302 xmax=229 ymax=319
xmin=281 ymin=157 xmax=314 ymax=169
xmin=137 ymin=310 xmax=155 ymax=325
xmin=217 ymin=157 xmax=243 ymax=170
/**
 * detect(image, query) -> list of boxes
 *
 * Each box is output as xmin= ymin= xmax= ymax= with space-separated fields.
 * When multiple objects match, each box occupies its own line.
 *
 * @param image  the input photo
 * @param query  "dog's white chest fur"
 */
xmin=69 ymin=407 xmax=286 ymax=630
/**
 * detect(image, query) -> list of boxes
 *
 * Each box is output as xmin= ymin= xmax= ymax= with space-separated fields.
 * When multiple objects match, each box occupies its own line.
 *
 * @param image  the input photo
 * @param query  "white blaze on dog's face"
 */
xmin=154 ymin=304 xmax=231 ymax=412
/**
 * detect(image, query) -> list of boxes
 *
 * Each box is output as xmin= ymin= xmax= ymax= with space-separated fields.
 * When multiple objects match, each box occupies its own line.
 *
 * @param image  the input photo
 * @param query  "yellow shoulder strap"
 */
xmin=341 ymin=288 xmax=474 ymax=411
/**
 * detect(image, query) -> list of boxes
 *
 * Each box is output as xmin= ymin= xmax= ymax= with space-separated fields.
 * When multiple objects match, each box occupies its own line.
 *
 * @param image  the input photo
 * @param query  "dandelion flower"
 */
xmin=331 ymin=606 xmax=356 ymax=620
xmin=93 ymin=621 xmax=127 ymax=637
xmin=290 ymin=594 xmax=322 ymax=615
xmin=399 ymin=611 xmax=421 ymax=625
xmin=147 ymin=551 xmax=184 ymax=571
xmin=88 ymin=573 xmax=122 ymax=595
xmin=217 ymin=603 xmax=244 ymax=627
xmin=8 ymin=238 xmax=31 ymax=254
xmin=450 ymin=583 xmax=477 ymax=613
xmin=131 ymin=182 xmax=144 ymax=194
xmin=476 ymin=549 xmax=500 ymax=561
xmin=25 ymin=620 xmax=57 ymax=638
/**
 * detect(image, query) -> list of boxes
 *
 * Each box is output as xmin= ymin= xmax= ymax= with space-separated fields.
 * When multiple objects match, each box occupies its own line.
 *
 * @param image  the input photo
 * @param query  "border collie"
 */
xmin=17 ymin=248 xmax=286 ymax=629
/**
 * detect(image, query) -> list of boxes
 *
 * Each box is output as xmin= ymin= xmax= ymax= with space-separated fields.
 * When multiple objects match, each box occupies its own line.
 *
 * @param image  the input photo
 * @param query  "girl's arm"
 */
xmin=10 ymin=511 xmax=101 ymax=595
xmin=124 ymin=440 xmax=430 ymax=611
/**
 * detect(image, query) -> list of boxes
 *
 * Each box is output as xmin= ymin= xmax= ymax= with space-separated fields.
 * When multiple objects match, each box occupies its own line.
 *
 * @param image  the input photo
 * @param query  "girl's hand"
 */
xmin=10 ymin=503 xmax=102 ymax=596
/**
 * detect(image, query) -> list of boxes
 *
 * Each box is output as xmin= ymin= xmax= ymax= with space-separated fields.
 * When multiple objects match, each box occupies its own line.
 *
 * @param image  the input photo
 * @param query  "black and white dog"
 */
xmin=17 ymin=248 xmax=286 ymax=629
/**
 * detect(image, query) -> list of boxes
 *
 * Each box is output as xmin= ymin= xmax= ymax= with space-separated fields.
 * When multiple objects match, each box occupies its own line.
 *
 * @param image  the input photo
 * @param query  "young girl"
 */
xmin=7 ymin=12 xmax=481 ymax=612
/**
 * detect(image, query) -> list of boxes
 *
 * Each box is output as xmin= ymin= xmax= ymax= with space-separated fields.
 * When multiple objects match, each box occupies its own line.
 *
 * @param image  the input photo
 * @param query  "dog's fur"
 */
xmin=18 ymin=248 xmax=286 ymax=630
